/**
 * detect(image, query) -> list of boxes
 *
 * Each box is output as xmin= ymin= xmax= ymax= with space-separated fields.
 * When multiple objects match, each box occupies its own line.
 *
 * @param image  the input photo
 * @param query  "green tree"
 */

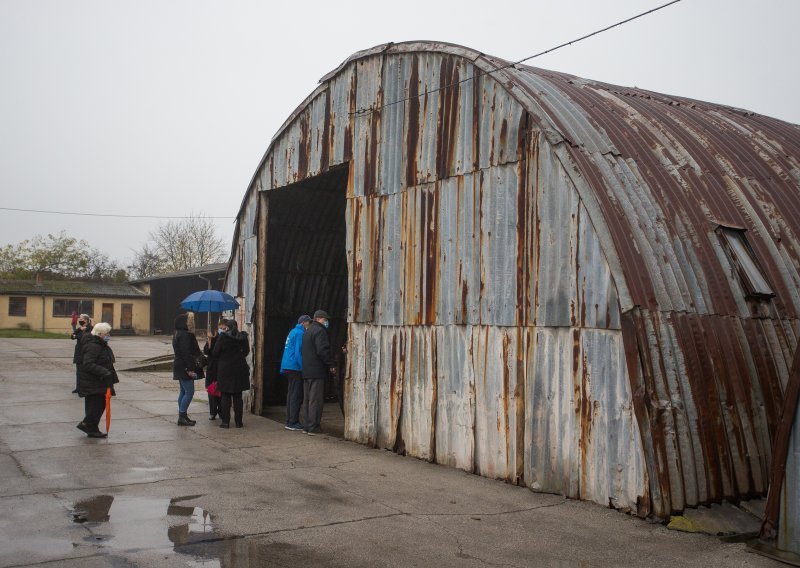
xmin=0 ymin=231 xmax=127 ymax=282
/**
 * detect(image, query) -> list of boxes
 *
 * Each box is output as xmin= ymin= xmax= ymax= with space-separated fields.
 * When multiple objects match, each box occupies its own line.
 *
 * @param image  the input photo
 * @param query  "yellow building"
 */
xmin=0 ymin=279 xmax=150 ymax=335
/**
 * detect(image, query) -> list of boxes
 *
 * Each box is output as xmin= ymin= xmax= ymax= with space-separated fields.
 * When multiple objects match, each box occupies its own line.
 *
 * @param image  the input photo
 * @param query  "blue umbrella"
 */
xmin=180 ymin=290 xmax=240 ymax=313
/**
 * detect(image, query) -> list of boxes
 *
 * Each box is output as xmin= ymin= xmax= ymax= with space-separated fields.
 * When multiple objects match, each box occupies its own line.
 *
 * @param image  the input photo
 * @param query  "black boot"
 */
xmin=184 ymin=414 xmax=197 ymax=425
xmin=177 ymin=413 xmax=195 ymax=426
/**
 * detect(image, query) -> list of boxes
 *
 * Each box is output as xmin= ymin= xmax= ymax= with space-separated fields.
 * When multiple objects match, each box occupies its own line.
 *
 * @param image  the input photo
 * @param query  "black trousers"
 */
xmin=284 ymin=371 xmax=303 ymax=425
xmin=83 ymin=394 xmax=106 ymax=432
xmin=209 ymin=393 xmax=221 ymax=417
xmin=220 ymin=392 xmax=243 ymax=426
xmin=303 ymin=378 xmax=325 ymax=431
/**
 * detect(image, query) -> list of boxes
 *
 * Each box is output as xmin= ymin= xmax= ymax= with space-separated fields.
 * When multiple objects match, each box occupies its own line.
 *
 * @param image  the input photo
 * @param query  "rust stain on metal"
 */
xmin=423 ymin=187 xmax=439 ymax=324
xmin=436 ymin=56 xmax=460 ymax=179
xmin=405 ymin=56 xmax=420 ymax=188
xmin=321 ymin=93 xmax=331 ymax=172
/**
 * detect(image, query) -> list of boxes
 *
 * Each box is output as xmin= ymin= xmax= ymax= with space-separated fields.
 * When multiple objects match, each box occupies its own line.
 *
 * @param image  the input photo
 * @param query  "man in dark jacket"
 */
xmin=77 ymin=322 xmax=118 ymax=438
xmin=301 ymin=309 xmax=336 ymax=435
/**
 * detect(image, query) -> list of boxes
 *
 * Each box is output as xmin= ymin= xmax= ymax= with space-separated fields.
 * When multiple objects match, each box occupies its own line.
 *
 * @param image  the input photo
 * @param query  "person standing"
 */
xmin=172 ymin=313 xmax=203 ymax=426
xmin=213 ymin=319 xmax=250 ymax=429
xmin=76 ymin=322 xmax=118 ymax=438
xmin=204 ymin=326 xmax=221 ymax=420
xmin=280 ymin=314 xmax=311 ymax=431
xmin=301 ymin=310 xmax=336 ymax=435
xmin=70 ymin=310 xmax=79 ymax=332
xmin=70 ymin=314 xmax=92 ymax=394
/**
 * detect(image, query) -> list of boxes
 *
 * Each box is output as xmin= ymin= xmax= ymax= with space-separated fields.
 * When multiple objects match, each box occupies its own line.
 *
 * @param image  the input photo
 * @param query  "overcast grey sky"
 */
xmin=1 ymin=0 xmax=798 ymax=264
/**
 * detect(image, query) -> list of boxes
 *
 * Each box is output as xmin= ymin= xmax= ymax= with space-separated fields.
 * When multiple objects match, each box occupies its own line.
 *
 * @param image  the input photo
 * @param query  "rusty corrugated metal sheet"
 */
xmin=226 ymin=41 xmax=800 ymax=522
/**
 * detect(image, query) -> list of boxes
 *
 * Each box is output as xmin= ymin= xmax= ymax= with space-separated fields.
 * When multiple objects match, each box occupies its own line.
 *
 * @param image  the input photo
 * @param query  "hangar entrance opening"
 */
xmin=260 ymin=165 xmax=349 ymax=417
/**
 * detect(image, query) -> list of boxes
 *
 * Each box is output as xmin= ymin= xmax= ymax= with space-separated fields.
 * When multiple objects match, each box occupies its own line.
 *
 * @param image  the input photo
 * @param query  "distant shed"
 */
xmin=131 ymin=263 xmax=227 ymax=334
xmin=224 ymin=42 xmax=800 ymax=528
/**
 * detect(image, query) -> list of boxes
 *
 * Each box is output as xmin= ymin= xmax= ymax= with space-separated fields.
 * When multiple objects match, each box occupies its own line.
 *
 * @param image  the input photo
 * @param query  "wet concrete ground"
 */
xmin=0 ymin=337 xmax=783 ymax=567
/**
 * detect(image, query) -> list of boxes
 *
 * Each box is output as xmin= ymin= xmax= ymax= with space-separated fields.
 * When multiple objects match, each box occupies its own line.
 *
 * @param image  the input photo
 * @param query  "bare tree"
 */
xmin=130 ymin=214 xmax=226 ymax=278
xmin=128 ymin=244 xmax=164 ymax=280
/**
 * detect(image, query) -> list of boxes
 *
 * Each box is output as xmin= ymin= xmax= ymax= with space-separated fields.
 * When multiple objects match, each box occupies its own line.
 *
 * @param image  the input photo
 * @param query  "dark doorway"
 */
xmin=261 ymin=166 xmax=349 ymax=408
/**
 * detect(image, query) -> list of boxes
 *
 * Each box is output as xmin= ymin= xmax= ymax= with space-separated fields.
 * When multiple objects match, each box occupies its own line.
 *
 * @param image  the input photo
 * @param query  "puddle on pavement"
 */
xmin=68 ymin=494 xmax=283 ymax=566
xmin=69 ymin=495 xmax=216 ymax=558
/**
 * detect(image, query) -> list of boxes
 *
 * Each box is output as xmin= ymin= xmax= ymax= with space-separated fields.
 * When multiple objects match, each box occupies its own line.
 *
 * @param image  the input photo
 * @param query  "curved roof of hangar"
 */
xmin=240 ymin=41 xmax=800 ymax=318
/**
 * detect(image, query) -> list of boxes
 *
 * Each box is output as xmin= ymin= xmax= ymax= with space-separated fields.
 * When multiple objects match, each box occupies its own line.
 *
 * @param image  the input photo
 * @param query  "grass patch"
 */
xmin=0 ymin=329 xmax=70 ymax=339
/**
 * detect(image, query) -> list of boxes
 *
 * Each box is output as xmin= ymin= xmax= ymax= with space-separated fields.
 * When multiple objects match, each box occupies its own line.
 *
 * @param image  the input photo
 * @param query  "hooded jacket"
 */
xmin=212 ymin=329 xmax=251 ymax=393
xmin=280 ymin=324 xmax=305 ymax=372
xmin=172 ymin=314 xmax=203 ymax=380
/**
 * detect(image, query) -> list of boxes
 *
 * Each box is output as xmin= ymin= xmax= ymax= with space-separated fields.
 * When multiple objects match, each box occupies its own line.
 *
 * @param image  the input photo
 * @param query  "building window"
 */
xmin=717 ymin=227 xmax=774 ymax=297
xmin=52 ymin=299 xmax=94 ymax=317
xmin=8 ymin=297 xmax=27 ymax=317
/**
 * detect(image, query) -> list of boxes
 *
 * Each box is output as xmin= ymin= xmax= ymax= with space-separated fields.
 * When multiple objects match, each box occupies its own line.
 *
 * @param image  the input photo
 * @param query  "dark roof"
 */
xmin=0 ymin=279 xmax=149 ymax=298
xmin=128 ymin=263 xmax=228 ymax=284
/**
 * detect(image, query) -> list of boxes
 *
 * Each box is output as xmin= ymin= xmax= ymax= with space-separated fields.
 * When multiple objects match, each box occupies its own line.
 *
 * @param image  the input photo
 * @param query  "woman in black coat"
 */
xmin=76 ymin=322 xmax=118 ymax=438
xmin=203 ymin=328 xmax=221 ymax=420
xmin=172 ymin=313 xmax=204 ymax=426
xmin=70 ymin=314 xmax=92 ymax=394
xmin=212 ymin=319 xmax=250 ymax=428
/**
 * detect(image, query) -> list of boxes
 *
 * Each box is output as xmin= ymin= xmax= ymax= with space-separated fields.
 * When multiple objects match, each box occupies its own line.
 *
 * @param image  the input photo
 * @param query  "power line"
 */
xmin=0 ymin=207 xmax=235 ymax=220
xmin=352 ymin=0 xmax=683 ymax=116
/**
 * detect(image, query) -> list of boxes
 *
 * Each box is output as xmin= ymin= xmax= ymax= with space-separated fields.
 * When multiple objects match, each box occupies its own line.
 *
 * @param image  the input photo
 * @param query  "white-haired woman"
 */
xmin=76 ymin=322 xmax=118 ymax=438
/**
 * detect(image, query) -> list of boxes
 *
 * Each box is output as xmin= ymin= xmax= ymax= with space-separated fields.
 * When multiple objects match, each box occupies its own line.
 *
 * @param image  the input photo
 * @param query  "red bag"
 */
xmin=206 ymin=381 xmax=221 ymax=397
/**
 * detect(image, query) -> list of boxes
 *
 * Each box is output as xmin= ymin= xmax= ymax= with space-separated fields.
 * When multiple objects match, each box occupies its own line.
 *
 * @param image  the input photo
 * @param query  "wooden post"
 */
xmin=252 ymin=192 xmax=269 ymax=416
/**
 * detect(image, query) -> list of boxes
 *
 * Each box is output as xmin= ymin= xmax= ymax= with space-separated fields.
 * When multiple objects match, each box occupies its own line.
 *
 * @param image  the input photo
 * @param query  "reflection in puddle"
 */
xmin=68 ymin=495 xmax=302 ymax=566
xmin=70 ymin=495 xmax=215 ymax=558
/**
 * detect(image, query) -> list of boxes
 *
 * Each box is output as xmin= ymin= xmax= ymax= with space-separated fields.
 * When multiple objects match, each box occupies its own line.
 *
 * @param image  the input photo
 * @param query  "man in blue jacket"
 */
xmin=281 ymin=315 xmax=311 ymax=430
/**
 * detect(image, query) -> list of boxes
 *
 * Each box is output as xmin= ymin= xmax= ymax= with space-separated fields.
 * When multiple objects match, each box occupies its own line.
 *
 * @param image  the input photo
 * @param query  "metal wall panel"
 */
xmin=534 ymin=146 xmax=579 ymax=327
xmin=580 ymin=328 xmax=646 ymax=510
xmin=472 ymin=326 xmax=525 ymax=483
xmin=434 ymin=324 xmax=475 ymax=471
xmin=436 ymin=174 xmax=481 ymax=325
xmin=479 ymin=167 xmax=520 ymax=327
xmin=329 ymin=67 xmax=355 ymax=167
xmin=353 ymin=56 xmax=383 ymax=198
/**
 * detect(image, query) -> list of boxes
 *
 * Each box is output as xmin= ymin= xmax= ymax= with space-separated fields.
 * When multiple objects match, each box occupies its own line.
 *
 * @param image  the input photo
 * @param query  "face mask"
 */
xmin=218 ymin=329 xmax=227 ymax=335
xmin=322 ymin=320 xmax=330 ymax=329
xmin=103 ymin=336 xmax=111 ymax=343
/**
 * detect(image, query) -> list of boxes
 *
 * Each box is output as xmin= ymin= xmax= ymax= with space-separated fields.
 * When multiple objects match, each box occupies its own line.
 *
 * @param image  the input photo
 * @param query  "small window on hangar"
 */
xmin=717 ymin=225 xmax=774 ymax=298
